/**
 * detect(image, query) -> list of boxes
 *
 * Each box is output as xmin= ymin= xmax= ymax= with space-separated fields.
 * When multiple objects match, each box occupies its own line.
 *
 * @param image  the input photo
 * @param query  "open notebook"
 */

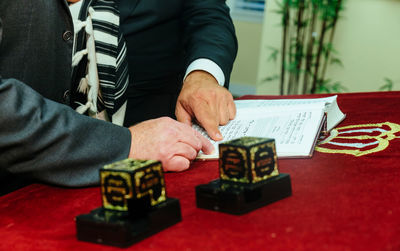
xmin=194 ymin=95 xmax=345 ymax=159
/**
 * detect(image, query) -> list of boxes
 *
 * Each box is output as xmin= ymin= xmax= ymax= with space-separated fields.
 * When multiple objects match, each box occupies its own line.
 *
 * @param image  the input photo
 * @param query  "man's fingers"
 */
xmin=219 ymin=100 xmax=230 ymax=125
xmin=200 ymin=135 xmax=215 ymax=154
xmin=228 ymin=98 xmax=237 ymax=120
xmin=191 ymin=100 xmax=222 ymax=141
xmin=163 ymin=156 xmax=190 ymax=172
xmin=175 ymin=103 xmax=193 ymax=126
xmin=198 ymin=114 xmax=222 ymax=141
xmin=129 ymin=116 xmax=216 ymax=172
xmin=174 ymin=122 xmax=215 ymax=157
xmin=169 ymin=123 xmax=203 ymax=151
xmin=194 ymin=130 xmax=215 ymax=155
xmin=163 ymin=132 xmax=213 ymax=170
xmin=163 ymin=142 xmax=198 ymax=161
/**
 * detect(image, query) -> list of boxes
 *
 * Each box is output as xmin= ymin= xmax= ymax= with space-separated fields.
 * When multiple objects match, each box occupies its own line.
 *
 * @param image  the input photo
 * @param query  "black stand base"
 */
xmin=196 ymin=173 xmax=292 ymax=215
xmin=76 ymin=197 xmax=181 ymax=247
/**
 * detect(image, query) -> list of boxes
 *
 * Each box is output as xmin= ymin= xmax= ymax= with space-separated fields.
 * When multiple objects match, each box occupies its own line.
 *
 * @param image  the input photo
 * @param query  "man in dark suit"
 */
xmin=119 ymin=0 xmax=238 ymax=141
xmin=0 ymin=0 xmax=214 ymax=193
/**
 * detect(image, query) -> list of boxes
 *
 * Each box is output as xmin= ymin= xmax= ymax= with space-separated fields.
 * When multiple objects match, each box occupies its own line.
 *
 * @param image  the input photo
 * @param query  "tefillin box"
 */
xmin=76 ymin=159 xmax=181 ymax=247
xmin=100 ymin=159 xmax=166 ymax=214
xmin=196 ymin=137 xmax=292 ymax=215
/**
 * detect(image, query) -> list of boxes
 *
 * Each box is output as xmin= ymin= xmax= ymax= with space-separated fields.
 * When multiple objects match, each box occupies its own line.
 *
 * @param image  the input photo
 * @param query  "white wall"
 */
xmin=229 ymin=21 xmax=262 ymax=96
xmin=254 ymin=0 xmax=400 ymax=95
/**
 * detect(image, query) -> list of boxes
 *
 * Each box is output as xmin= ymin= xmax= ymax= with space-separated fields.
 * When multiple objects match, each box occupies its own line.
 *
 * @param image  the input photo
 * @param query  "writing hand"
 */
xmin=128 ymin=117 xmax=214 ymax=171
xmin=175 ymin=70 xmax=236 ymax=141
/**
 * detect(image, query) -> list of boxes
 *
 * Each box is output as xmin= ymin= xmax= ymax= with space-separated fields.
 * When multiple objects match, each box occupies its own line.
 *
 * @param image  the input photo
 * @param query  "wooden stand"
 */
xmin=196 ymin=173 xmax=292 ymax=215
xmin=76 ymin=198 xmax=181 ymax=247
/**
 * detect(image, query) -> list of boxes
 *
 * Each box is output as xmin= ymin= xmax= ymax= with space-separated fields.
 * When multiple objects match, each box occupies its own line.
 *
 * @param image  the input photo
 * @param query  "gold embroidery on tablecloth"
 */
xmin=315 ymin=122 xmax=400 ymax=156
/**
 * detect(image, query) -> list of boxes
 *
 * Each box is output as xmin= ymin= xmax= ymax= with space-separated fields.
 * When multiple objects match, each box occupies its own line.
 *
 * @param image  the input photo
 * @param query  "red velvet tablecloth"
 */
xmin=1 ymin=91 xmax=400 ymax=250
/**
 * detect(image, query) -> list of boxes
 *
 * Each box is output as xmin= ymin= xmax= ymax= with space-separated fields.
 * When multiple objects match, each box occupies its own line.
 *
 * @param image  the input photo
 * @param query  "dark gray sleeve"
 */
xmin=0 ymin=78 xmax=131 ymax=187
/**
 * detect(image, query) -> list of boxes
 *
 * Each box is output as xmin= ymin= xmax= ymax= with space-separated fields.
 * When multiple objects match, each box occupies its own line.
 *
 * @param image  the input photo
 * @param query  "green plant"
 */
xmin=267 ymin=0 xmax=346 ymax=95
xmin=379 ymin=78 xmax=394 ymax=91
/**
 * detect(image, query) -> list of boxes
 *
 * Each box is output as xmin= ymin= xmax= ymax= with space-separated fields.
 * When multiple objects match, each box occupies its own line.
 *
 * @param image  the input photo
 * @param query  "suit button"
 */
xmin=62 ymin=30 xmax=73 ymax=41
xmin=63 ymin=90 xmax=71 ymax=104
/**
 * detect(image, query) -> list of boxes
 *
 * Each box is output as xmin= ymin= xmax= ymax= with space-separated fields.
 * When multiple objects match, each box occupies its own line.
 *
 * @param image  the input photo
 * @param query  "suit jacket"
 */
xmin=118 ymin=0 xmax=238 ymax=125
xmin=0 ymin=0 xmax=131 ymax=189
xmin=119 ymin=0 xmax=237 ymax=87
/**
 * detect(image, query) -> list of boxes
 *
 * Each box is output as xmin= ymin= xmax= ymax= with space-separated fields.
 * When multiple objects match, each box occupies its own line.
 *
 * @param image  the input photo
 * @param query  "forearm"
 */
xmin=0 ymin=78 xmax=131 ymax=187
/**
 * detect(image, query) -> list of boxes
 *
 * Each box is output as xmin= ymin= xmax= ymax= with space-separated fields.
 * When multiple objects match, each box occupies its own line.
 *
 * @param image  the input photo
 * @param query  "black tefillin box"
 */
xmin=76 ymin=159 xmax=181 ymax=247
xmin=196 ymin=137 xmax=292 ymax=215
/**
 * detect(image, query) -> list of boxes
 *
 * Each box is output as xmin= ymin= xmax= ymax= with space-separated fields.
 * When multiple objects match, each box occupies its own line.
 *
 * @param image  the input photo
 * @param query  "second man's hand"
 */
xmin=175 ymin=70 xmax=236 ymax=141
xmin=128 ymin=117 xmax=214 ymax=172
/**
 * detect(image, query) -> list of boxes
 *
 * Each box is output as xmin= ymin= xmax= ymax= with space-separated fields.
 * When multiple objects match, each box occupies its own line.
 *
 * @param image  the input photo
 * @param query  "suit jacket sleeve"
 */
xmin=182 ymin=0 xmax=238 ymax=87
xmin=0 ymin=78 xmax=131 ymax=187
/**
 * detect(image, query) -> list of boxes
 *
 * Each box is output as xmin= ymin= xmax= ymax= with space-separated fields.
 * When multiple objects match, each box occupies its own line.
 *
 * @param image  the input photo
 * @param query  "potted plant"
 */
xmin=267 ymin=0 xmax=346 ymax=94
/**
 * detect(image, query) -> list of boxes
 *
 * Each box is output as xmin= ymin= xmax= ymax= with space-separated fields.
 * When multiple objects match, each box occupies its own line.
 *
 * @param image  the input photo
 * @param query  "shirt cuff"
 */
xmin=184 ymin=58 xmax=225 ymax=86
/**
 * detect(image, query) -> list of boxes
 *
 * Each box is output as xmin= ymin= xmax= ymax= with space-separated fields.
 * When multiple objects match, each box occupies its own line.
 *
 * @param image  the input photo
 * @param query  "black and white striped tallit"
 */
xmin=71 ymin=0 xmax=129 ymax=125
